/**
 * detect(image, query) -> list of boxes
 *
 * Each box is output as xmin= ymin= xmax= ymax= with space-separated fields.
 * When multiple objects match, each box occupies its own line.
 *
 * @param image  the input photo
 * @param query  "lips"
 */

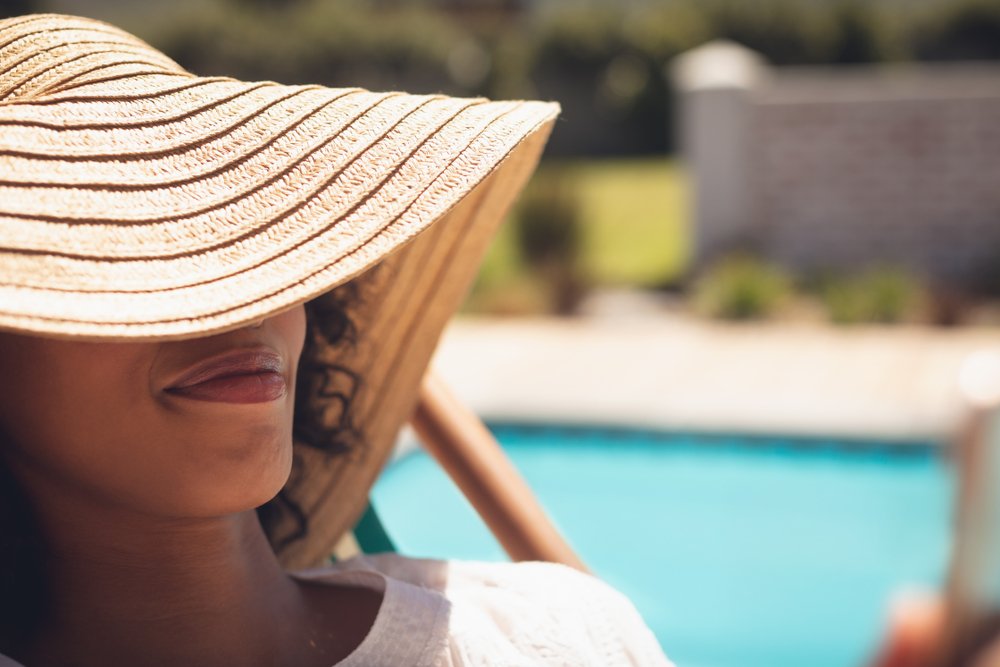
xmin=164 ymin=349 xmax=287 ymax=404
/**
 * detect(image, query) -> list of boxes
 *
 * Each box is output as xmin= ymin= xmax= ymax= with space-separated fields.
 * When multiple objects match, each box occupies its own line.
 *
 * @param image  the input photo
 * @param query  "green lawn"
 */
xmin=467 ymin=157 xmax=690 ymax=314
xmin=570 ymin=156 xmax=690 ymax=287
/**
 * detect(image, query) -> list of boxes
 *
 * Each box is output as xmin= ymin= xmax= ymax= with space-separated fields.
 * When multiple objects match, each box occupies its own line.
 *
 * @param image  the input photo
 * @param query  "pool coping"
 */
xmin=428 ymin=314 xmax=1000 ymax=445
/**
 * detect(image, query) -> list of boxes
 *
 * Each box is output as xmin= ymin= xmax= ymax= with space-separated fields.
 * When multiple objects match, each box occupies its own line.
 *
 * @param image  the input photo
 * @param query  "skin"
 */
xmin=0 ymin=305 xmax=382 ymax=667
xmin=870 ymin=595 xmax=1000 ymax=667
xmin=869 ymin=593 xmax=947 ymax=667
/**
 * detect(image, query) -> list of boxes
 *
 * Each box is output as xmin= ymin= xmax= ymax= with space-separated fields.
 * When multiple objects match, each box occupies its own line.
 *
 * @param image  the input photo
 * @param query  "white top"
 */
xmin=306 ymin=554 xmax=673 ymax=666
xmin=0 ymin=554 xmax=673 ymax=667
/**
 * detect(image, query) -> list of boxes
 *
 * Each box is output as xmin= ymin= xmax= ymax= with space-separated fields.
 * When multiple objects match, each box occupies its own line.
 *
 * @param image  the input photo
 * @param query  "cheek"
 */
xmin=0 ymin=336 xmax=294 ymax=518
xmin=0 ymin=338 xmax=156 ymax=498
xmin=0 ymin=310 xmax=308 ymax=517
xmin=0 ymin=339 xmax=140 ymax=445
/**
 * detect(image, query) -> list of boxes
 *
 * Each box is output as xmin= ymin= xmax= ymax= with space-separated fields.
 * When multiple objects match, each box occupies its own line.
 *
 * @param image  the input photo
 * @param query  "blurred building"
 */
xmin=675 ymin=41 xmax=1000 ymax=293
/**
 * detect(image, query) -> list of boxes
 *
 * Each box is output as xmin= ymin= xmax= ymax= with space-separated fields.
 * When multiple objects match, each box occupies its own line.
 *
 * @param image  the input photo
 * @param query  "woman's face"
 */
xmin=0 ymin=306 xmax=306 ymax=520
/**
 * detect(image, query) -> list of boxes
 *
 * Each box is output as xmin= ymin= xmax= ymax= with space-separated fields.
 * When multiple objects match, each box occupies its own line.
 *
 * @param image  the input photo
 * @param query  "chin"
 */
xmin=229 ymin=436 xmax=295 ymax=513
xmin=187 ymin=465 xmax=292 ymax=519
xmin=168 ymin=423 xmax=295 ymax=518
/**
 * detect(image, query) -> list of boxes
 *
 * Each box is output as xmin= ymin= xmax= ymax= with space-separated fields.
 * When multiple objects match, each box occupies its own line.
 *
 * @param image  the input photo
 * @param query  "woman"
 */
xmin=0 ymin=12 xmax=669 ymax=667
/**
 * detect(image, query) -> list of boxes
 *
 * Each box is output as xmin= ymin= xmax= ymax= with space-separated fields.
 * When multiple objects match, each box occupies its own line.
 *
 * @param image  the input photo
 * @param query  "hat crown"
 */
xmin=0 ymin=14 xmax=189 ymax=104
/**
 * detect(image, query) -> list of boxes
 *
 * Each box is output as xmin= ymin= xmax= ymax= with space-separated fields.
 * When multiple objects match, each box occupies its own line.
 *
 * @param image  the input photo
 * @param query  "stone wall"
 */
xmin=674 ymin=42 xmax=1000 ymax=291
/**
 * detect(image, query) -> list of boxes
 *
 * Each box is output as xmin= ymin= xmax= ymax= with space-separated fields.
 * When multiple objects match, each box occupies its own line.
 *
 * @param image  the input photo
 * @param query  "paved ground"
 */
xmin=431 ymin=310 xmax=1000 ymax=443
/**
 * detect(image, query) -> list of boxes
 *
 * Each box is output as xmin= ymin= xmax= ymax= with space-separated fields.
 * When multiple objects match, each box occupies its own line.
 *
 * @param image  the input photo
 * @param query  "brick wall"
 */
xmin=676 ymin=43 xmax=1000 ymax=291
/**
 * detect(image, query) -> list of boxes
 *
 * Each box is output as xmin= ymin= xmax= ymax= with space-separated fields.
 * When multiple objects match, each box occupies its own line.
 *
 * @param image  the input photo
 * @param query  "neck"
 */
xmin=1 ymin=450 xmax=383 ymax=667
xmin=31 ymin=500 xmax=307 ymax=666
xmin=50 ymin=508 xmax=293 ymax=621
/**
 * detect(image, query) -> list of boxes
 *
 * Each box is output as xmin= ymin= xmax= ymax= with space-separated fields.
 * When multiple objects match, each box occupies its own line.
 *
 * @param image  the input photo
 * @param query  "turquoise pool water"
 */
xmin=371 ymin=425 xmax=953 ymax=667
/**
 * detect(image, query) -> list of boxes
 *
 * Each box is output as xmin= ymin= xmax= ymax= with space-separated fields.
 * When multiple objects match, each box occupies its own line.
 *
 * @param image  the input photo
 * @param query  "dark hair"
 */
xmin=258 ymin=287 xmax=363 ymax=550
xmin=0 ymin=289 xmax=360 ymax=655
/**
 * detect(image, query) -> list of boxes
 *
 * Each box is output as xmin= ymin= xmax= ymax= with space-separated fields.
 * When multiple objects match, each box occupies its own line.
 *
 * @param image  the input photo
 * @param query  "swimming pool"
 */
xmin=371 ymin=424 xmax=953 ymax=667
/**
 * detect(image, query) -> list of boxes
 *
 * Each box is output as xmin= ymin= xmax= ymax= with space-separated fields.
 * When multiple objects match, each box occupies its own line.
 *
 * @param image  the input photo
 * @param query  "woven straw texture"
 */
xmin=0 ymin=14 xmax=559 ymax=341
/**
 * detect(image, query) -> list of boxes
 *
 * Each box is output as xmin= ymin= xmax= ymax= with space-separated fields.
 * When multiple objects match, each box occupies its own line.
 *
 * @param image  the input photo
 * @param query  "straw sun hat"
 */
xmin=0 ymin=14 xmax=558 ymax=568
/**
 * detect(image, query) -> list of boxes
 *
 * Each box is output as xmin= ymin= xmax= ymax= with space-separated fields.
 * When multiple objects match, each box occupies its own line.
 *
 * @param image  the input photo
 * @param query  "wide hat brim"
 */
xmin=0 ymin=14 xmax=558 ymax=340
xmin=0 ymin=14 xmax=558 ymax=568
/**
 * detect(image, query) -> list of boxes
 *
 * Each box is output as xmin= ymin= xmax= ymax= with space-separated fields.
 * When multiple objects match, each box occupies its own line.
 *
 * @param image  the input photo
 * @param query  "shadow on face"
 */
xmin=0 ymin=306 xmax=307 ymax=521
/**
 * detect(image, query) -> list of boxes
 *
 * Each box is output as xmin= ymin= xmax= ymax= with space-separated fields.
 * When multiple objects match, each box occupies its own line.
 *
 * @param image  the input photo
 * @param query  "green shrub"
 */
xmin=693 ymin=254 xmax=791 ymax=320
xmin=512 ymin=169 xmax=587 ymax=315
xmin=821 ymin=267 xmax=923 ymax=324
xmin=516 ymin=171 xmax=580 ymax=267
xmin=826 ymin=1 xmax=905 ymax=64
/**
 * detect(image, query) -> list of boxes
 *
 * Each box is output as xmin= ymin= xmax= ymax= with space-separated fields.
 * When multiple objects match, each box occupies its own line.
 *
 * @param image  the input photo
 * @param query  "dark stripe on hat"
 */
xmin=0 ymin=14 xmax=71 ymax=36
xmin=0 ymin=81 xmax=273 ymax=130
xmin=40 ymin=56 xmax=186 ymax=97
xmin=0 ymin=23 xmax=144 ymax=59
xmin=2 ymin=52 xmax=182 ymax=102
xmin=13 ymin=77 xmax=231 ymax=106
xmin=39 ymin=69 xmax=193 ymax=99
